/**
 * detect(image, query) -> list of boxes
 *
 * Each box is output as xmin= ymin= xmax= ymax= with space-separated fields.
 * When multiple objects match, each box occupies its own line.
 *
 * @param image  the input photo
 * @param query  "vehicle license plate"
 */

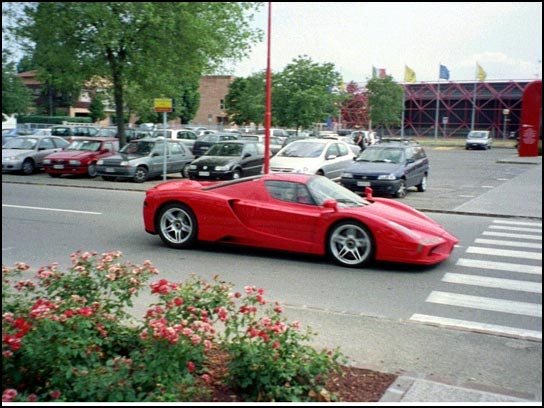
xmin=198 ymin=171 xmax=210 ymax=176
xmin=53 ymin=164 xmax=64 ymax=169
xmin=105 ymin=167 xmax=115 ymax=173
xmin=357 ymin=181 xmax=370 ymax=187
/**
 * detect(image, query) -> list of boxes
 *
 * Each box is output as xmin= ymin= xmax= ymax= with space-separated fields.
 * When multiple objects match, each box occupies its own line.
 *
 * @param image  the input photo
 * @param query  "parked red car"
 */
xmin=43 ymin=137 xmax=119 ymax=178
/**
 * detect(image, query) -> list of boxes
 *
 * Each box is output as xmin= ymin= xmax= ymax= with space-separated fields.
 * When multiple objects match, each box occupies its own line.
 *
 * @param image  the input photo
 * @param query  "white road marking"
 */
xmin=2 ymin=204 xmax=101 ymax=215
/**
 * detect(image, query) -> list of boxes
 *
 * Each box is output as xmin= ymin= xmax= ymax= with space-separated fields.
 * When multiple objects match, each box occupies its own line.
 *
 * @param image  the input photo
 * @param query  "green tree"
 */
xmin=273 ymin=56 xmax=344 ymax=130
xmin=2 ymin=52 xmax=32 ymax=118
xmin=225 ymin=73 xmax=266 ymax=128
xmin=14 ymin=2 xmax=263 ymax=145
xmin=365 ymin=76 xmax=404 ymax=135
xmin=88 ymin=94 xmax=106 ymax=123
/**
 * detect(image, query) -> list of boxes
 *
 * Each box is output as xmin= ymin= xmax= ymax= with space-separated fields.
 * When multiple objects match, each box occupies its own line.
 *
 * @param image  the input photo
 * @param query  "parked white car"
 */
xmin=270 ymin=138 xmax=356 ymax=181
xmin=465 ymin=130 xmax=492 ymax=150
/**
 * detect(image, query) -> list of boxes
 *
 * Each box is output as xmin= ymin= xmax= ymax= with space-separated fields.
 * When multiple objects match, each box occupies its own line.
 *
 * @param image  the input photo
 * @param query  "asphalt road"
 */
xmin=2 ymin=145 xmax=542 ymax=400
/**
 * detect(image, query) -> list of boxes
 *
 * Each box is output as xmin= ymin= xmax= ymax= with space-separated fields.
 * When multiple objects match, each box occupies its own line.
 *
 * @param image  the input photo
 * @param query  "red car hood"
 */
xmin=45 ymin=150 xmax=95 ymax=160
xmin=356 ymin=197 xmax=455 ymax=239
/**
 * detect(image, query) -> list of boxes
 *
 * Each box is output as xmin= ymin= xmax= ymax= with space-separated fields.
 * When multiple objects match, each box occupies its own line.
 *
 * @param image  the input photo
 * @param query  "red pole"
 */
xmin=264 ymin=2 xmax=272 ymax=174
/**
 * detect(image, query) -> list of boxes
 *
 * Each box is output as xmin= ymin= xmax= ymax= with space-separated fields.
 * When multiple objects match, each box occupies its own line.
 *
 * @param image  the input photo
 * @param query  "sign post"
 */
xmin=154 ymin=99 xmax=173 ymax=181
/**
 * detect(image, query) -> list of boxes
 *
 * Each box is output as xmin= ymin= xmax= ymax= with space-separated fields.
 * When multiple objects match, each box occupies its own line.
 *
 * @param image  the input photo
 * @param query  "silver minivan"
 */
xmin=465 ymin=130 xmax=492 ymax=150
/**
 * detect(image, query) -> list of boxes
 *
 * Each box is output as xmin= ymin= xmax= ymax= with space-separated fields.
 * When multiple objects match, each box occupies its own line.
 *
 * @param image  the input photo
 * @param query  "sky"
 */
xmin=228 ymin=2 xmax=542 ymax=84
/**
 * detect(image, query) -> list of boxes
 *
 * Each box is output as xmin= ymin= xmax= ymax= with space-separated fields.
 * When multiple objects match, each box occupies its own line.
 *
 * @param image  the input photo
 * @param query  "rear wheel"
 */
xmin=416 ymin=175 xmax=427 ymax=192
xmin=157 ymin=203 xmax=198 ymax=249
xmin=327 ymin=221 xmax=374 ymax=267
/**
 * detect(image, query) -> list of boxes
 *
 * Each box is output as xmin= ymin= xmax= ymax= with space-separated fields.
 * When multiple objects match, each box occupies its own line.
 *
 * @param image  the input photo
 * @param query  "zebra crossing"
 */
xmin=411 ymin=219 xmax=542 ymax=341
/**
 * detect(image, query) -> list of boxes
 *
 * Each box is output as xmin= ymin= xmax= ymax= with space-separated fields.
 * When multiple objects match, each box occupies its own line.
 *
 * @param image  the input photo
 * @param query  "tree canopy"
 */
xmin=14 ymin=2 xmax=263 ymax=144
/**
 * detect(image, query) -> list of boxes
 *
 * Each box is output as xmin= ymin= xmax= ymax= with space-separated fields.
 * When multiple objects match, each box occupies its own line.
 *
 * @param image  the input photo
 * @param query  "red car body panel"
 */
xmin=43 ymin=137 xmax=119 ymax=176
xmin=143 ymin=174 xmax=458 ymax=265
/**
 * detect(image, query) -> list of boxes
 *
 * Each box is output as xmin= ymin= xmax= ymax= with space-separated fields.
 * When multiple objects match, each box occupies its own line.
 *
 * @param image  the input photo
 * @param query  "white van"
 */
xmin=465 ymin=130 xmax=492 ymax=150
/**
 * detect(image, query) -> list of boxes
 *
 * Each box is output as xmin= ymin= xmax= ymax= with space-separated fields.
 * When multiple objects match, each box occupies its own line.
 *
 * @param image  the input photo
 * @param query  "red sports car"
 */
xmin=143 ymin=174 xmax=458 ymax=268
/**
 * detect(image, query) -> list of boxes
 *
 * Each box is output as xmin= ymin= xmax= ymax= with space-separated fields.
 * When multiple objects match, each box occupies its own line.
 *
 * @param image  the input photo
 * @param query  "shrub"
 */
xmin=2 ymin=251 xmax=345 ymax=402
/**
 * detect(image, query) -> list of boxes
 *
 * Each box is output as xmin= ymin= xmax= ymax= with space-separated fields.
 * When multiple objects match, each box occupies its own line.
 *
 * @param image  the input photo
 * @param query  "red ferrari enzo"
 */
xmin=143 ymin=174 xmax=458 ymax=268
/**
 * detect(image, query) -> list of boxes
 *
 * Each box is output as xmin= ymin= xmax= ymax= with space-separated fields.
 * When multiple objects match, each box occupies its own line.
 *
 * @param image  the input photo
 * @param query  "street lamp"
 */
xmin=502 ymin=108 xmax=510 ymax=140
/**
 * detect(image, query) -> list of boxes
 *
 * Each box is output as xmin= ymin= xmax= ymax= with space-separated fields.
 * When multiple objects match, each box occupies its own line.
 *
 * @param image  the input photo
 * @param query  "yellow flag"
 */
xmin=477 ymin=63 xmax=487 ymax=81
xmin=404 ymin=65 xmax=416 ymax=83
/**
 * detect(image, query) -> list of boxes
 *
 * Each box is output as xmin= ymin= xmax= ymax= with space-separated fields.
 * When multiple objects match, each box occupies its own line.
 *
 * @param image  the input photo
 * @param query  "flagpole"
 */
xmin=434 ymin=65 xmax=441 ymax=139
xmin=401 ymin=85 xmax=406 ymax=138
xmin=470 ymin=64 xmax=477 ymax=131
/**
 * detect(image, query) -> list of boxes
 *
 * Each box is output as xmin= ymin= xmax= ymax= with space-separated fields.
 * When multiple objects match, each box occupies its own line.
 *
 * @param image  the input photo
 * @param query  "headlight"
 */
xmin=342 ymin=172 xmax=353 ymax=178
xmin=378 ymin=174 xmax=397 ymax=180
xmin=387 ymin=221 xmax=421 ymax=239
xmin=97 ymin=159 xmax=104 ymax=165
xmin=69 ymin=160 xmax=81 ymax=165
xmin=43 ymin=159 xmax=51 ymax=164
xmin=215 ymin=165 xmax=230 ymax=171
xmin=189 ymin=164 xmax=197 ymax=170
xmin=120 ymin=161 xmax=129 ymax=166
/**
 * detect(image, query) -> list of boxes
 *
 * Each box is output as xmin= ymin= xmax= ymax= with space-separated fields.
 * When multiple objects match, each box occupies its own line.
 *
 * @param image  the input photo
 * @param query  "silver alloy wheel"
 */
xmin=133 ymin=166 xmax=149 ymax=183
xmin=159 ymin=205 xmax=196 ymax=247
xmin=417 ymin=175 xmax=427 ymax=192
xmin=395 ymin=181 xmax=407 ymax=198
xmin=87 ymin=163 xmax=97 ymax=178
xmin=328 ymin=222 xmax=373 ymax=267
xmin=22 ymin=159 xmax=35 ymax=175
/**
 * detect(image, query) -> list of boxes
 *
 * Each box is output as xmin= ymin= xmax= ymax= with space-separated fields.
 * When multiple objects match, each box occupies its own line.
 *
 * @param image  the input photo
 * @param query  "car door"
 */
xmin=323 ymin=142 xmax=351 ymax=180
xmin=240 ymin=143 xmax=264 ymax=176
xmin=36 ymin=137 xmax=64 ymax=166
xmin=167 ymin=142 xmax=192 ymax=172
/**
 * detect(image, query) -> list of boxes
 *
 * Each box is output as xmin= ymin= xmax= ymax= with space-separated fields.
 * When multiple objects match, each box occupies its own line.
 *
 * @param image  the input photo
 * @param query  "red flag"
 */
xmin=379 ymin=68 xmax=386 ymax=78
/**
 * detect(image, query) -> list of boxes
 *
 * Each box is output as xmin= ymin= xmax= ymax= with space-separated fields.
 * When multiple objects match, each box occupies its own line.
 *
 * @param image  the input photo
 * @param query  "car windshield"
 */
xmin=468 ymin=131 xmax=488 ymax=139
xmin=120 ymin=141 xmax=155 ymax=155
xmin=66 ymin=140 xmax=101 ymax=151
xmin=307 ymin=176 xmax=368 ymax=207
xmin=3 ymin=138 xmax=38 ymax=150
xmin=206 ymin=143 xmax=243 ymax=156
xmin=278 ymin=141 xmax=324 ymax=158
xmin=356 ymin=147 xmax=404 ymax=164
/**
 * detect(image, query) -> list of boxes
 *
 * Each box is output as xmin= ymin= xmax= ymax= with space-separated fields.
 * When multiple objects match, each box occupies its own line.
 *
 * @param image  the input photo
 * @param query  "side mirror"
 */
xmin=322 ymin=199 xmax=338 ymax=211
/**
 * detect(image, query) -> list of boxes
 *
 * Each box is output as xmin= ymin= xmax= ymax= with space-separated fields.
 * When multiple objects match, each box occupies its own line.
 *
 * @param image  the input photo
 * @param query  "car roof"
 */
xmin=69 ymin=137 xmax=118 ymax=142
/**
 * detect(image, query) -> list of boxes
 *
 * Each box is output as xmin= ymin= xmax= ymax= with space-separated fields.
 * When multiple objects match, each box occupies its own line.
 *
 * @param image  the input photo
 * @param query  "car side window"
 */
xmin=243 ymin=143 xmax=258 ymax=156
xmin=337 ymin=143 xmax=349 ymax=156
xmin=170 ymin=143 xmax=183 ymax=155
xmin=264 ymin=181 xmax=316 ymax=205
xmin=39 ymin=138 xmax=55 ymax=149
xmin=326 ymin=143 xmax=340 ymax=158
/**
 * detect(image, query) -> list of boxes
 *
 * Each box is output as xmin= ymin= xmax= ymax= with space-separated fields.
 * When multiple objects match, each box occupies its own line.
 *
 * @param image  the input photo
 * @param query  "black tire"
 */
xmin=133 ymin=166 xmax=149 ymax=183
xmin=395 ymin=180 xmax=407 ymax=198
xmin=416 ymin=175 xmax=427 ymax=192
xmin=232 ymin=169 xmax=241 ymax=179
xmin=21 ymin=159 xmax=35 ymax=175
xmin=181 ymin=165 xmax=190 ymax=178
xmin=327 ymin=220 xmax=374 ymax=267
xmin=87 ymin=163 xmax=97 ymax=178
xmin=102 ymin=176 xmax=117 ymax=181
xmin=157 ymin=203 xmax=198 ymax=249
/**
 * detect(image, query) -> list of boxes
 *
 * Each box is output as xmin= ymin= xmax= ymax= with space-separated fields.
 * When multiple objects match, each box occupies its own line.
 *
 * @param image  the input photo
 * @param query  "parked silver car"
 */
xmin=2 ymin=135 xmax=69 ymax=175
xmin=96 ymin=138 xmax=194 ymax=182
xmin=270 ymin=138 xmax=356 ymax=181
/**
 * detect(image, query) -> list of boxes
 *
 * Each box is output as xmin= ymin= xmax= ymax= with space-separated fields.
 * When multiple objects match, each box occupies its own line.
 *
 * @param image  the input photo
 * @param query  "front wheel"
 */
xmin=87 ymin=163 xmax=97 ymax=178
xmin=157 ymin=203 xmax=198 ymax=249
xmin=395 ymin=180 xmax=407 ymax=198
xmin=327 ymin=221 xmax=374 ymax=267
xmin=21 ymin=159 xmax=35 ymax=175
xmin=133 ymin=166 xmax=149 ymax=183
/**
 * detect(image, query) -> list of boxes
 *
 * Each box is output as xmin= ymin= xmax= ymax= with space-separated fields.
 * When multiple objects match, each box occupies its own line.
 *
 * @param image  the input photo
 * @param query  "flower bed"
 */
xmin=2 ymin=251 xmax=348 ymax=402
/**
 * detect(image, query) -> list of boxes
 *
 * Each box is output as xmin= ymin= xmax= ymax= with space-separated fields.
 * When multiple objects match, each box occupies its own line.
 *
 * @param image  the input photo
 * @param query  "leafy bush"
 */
xmin=2 ymin=251 xmax=345 ymax=402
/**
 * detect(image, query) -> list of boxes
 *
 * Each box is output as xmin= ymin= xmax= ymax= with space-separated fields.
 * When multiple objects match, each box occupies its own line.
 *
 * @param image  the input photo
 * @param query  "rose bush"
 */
xmin=2 ymin=251 xmax=345 ymax=402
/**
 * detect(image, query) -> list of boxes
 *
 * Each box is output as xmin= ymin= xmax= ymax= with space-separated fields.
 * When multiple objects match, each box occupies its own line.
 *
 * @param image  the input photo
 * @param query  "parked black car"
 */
xmin=340 ymin=138 xmax=429 ymax=198
xmin=187 ymin=140 xmax=265 ymax=180
xmin=192 ymin=133 xmax=239 ymax=158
